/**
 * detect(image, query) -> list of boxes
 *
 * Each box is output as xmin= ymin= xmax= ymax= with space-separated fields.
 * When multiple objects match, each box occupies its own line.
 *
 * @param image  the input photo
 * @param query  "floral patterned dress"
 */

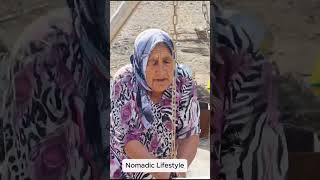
xmin=110 ymin=64 xmax=201 ymax=179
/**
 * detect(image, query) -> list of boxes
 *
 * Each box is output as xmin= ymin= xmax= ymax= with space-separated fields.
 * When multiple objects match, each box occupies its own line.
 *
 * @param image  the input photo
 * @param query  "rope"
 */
xmin=171 ymin=0 xmax=178 ymax=159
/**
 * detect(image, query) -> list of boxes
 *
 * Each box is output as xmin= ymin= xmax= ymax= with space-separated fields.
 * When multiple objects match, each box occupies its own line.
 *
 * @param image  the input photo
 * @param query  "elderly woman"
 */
xmin=110 ymin=29 xmax=200 ymax=179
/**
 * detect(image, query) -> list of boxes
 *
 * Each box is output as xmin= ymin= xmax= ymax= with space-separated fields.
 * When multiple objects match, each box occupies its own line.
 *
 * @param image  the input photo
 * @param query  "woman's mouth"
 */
xmin=154 ymin=78 xmax=167 ymax=82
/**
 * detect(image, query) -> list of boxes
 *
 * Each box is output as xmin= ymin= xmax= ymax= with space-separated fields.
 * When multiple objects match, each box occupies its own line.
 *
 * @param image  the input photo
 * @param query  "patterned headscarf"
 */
xmin=130 ymin=29 xmax=175 ymax=127
xmin=67 ymin=0 xmax=109 ymax=79
xmin=67 ymin=0 xmax=109 ymax=176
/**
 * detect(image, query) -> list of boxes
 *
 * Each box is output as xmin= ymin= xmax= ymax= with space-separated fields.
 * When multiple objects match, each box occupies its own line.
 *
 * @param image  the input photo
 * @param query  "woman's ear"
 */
xmin=130 ymin=54 xmax=135 ymax=64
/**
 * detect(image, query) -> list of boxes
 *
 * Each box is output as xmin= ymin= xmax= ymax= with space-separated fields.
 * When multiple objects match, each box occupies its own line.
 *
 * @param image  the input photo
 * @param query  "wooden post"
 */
xmin=110 ymin=1 xmax=140 ymax=45
xmin=199 ymin=101 xmax=210 ymax=138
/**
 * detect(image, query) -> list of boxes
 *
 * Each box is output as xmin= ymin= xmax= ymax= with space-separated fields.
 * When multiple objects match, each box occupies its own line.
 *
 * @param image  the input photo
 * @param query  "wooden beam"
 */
xmin=110 ymin=1 xmax=140 ymax=45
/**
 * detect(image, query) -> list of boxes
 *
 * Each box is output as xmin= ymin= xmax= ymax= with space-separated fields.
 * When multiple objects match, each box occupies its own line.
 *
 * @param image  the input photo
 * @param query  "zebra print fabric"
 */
xmin=212 ymin=4 xmax=288 ymax=180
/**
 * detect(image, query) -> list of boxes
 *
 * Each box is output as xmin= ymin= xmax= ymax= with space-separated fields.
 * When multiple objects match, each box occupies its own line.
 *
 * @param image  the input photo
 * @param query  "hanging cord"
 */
xmin=171 ymin=1 xmax=178 ymax=160
xmin=202 ymin=1 xmax=210 ymax=41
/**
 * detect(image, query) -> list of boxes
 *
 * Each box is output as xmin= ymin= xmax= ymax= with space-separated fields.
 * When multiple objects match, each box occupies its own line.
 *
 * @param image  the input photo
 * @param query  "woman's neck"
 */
xmin=149 ymin=91 xmax=163 ymax=104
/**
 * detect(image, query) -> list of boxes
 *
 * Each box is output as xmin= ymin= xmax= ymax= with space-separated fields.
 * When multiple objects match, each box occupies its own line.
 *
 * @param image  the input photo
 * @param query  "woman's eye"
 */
xmin=164 ymin=59 xmax=171 ymax=64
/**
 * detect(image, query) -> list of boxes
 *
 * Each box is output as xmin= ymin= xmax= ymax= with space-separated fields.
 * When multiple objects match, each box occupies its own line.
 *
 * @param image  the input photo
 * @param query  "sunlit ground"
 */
xmin=186 ymin=137 xmax=210 ymax=179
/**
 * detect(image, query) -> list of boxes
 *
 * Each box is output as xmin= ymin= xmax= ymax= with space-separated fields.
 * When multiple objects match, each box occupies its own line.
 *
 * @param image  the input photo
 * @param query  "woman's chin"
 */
xmin=152 ymin=85 xmax=169 ymax=94
xmin=152 ymin=88 xmax=166 ymax=94
xmin=151 ymin=82 xmax=170 ymax=92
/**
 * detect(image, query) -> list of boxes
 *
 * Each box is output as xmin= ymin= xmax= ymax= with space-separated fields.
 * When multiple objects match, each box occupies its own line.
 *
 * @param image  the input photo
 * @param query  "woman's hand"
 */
xmin=176 ymin=172 xmax=186 ymax=178
xmin=151 ymin=172 xmax=170 ymax=179
xmin=176 ymin=135 xmax=200 ymax=168
xmin=125 ymin=141 xmax=171 ymax=179
xmin=124 ymin=140 xmax=156 ymax=159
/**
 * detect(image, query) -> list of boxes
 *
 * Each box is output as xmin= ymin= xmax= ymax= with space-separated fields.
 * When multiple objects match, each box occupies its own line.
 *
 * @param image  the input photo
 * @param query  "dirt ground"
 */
xmin=0 ymin=0 xmax=65 ymax=48
xmin=220 ymin=0 xmax=320 ymax=136
xmin=110 ymin=1 xmax=211 ymax=103
xmin=220 ymin=0 xmax=320 ymax=75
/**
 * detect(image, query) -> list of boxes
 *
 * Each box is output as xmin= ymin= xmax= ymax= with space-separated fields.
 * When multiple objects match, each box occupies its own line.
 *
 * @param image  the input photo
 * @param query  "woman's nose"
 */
xmin=155 ymin=63 xmax=167 ymax=74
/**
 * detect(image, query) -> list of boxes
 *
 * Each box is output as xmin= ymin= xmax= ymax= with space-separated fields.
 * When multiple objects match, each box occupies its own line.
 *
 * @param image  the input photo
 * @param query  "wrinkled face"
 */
xmin=145 ymin=43 xmax=174 ymax=93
